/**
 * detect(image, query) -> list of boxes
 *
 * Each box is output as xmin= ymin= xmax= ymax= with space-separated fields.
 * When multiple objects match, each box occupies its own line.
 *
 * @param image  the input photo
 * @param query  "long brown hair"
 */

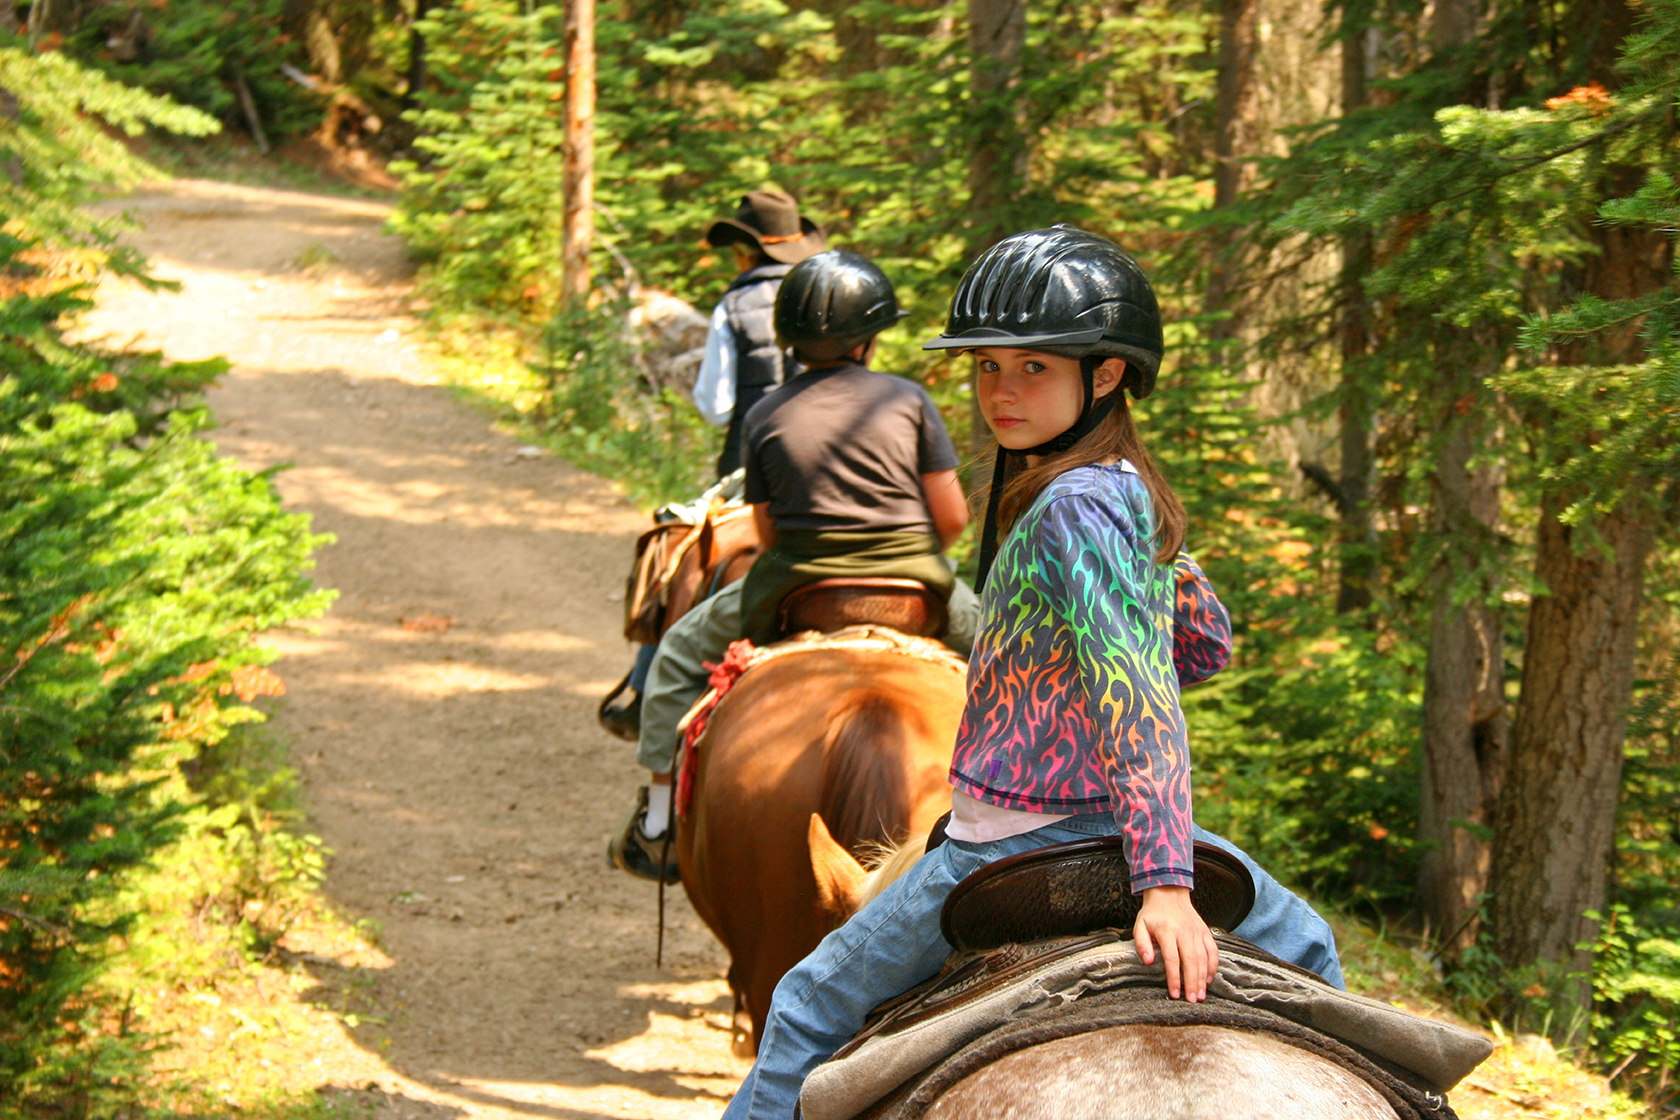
xmin=991 ymin=394 xmax=1186 ymax=565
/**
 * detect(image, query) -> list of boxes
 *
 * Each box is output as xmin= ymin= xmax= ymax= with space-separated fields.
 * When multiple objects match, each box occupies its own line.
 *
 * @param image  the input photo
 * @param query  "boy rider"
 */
xmin=610 ymin=250 xmax=980 ymax=882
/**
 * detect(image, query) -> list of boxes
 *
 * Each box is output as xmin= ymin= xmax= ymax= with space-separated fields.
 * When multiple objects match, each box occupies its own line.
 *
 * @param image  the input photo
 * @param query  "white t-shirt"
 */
xmin=691 ymin=303 xmax=737 ymax=427
xmin=945 ymin=789 xmax=1073 ymax=843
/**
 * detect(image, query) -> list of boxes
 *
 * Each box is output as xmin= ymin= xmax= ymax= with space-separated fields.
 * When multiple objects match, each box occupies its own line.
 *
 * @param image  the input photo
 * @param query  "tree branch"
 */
xmin=1299 ymin=460 xmax=1355 ymax=515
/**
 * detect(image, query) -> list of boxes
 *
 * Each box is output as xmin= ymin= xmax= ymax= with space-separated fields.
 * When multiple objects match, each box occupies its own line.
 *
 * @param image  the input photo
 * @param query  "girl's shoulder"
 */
xmin=1026 ymin=461 xmax=1151 ymax=525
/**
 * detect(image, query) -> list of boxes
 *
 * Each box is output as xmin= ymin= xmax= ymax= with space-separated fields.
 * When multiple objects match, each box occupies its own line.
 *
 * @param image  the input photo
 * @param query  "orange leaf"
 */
xmin=1545 ymin=82 xmax=1612 ymax=114
xmin=225 ymin=665 xmax=286 ymax=702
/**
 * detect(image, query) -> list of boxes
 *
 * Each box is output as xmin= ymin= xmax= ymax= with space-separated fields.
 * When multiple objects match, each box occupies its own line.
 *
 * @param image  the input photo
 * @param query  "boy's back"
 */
xmin=743 ymin=361 xmax=958 ymax=536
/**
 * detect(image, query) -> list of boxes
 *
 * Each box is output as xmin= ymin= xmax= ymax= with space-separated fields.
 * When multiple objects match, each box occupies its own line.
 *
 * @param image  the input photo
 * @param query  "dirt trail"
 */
xmin=83 ymin=179 xmax=751 ymax=1119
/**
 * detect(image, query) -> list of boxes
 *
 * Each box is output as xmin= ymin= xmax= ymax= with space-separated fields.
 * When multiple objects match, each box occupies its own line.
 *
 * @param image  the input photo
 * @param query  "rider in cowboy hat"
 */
xmin=693 ymin=189 xmax=829 ymax=478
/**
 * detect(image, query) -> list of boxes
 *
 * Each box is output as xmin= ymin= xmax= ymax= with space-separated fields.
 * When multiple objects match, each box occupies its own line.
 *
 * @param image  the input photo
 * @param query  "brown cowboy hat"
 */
xmin=705 ymin=189 xmax=827 ymax=265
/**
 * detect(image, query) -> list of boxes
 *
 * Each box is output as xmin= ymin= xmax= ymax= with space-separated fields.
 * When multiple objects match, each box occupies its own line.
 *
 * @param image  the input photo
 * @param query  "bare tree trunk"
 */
xmin=1417 ymin=371 xmax=1508 ymax=958
xmin=965 ymin=0 xmax=1026 ymax=243
xmin=406 ymin=0 xmax=433 ymax=110
xmin=1202 ymin=0 xmax=1256 ymax=359
xmin=1203 ymin=0 xmax=1340 ymax=478
xmin=1490 ymin=501 xmax=1651 ymax=1006
xmin=963 ymin=0 xmax=1027 ymax=451
xmin=1212 ymin=0 xmax=1258 ymax=210
xmin=561 ymin=0 xmax=595 ymax=303
xmin=235 ymin=74 xmax=271 ymax=155
xmin=1336 ymin=15 xmax=1375 ymax=615
xmin=1410 ymin=0 xmax=1514 ymax=958
xmin=26 ymin=0 xmax=49 ymax=46
xmin=1486 ymin=146 xmax=1669 ymax=1012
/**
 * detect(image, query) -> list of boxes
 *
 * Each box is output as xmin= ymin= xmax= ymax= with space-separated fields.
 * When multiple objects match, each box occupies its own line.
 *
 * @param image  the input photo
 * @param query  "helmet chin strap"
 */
xmin=975 ymin=357 xmax=1117 ymax=591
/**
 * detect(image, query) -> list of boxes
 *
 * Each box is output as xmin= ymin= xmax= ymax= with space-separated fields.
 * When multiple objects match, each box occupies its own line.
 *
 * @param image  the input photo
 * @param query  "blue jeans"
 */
xmin=720 ymin=814 xmax=1342 ymax=1120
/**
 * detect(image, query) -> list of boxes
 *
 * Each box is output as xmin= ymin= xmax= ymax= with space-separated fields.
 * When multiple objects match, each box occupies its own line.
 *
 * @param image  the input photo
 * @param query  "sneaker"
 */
xmin=608 ymin=787 xmax=680 ymax=883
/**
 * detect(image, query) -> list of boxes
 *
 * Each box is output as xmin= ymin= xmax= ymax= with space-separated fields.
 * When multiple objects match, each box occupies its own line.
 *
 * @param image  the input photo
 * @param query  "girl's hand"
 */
xmin=1133 ymin=885 xmax=1219 ymax=1002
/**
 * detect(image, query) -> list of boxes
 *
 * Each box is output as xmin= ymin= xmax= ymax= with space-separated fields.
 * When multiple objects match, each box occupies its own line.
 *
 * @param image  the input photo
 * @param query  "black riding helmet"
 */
xmin=928 ymin=227 xmax=1166 ymax=591
xmin=774 ymin=250 xmax=908 ymax=362
xmin=923 ymin=225 xmax=1164 ymax=399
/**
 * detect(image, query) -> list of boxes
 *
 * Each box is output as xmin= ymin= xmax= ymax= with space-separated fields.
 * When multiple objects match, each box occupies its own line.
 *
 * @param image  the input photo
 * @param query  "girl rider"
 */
xmin=719 ymin=226 xmax=1343 ymax=1120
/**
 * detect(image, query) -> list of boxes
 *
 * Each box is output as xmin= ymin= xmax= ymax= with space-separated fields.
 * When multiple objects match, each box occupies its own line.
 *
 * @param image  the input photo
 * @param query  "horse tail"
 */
xmin=818 ymin=688 xmax=913 ymax=857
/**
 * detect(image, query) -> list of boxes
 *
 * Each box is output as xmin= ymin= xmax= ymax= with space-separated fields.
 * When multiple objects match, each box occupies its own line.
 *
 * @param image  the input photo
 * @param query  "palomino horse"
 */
xmin=674 ymin=632 xmax=965 ymax=1057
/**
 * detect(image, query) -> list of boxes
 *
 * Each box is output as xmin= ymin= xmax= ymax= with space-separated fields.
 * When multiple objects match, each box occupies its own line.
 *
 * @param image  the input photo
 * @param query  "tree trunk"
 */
xmin=406 ymin=0 xmax=433 ymax=110
xmin=1417 ymin=375 xmax=1507 ymax=958
xmin=1335 ymin=14 xmax=1374 ymax=615
xmin=561 ymin=0 xmax=595 ymax=304
xmin=963 ymin=0 xmax=1027 ymax=451
xmin=1203 ymin=0 xmax=1341 ymax=481
xmin=964 ymin=0 xmax=1026 ymax=244
xmin=1212 ymin=0 xmax=1257 ymax=211
xmin=1489 ymin=501 xmax=1651 ymax=1002
xmin=1487 ymin=150 xmax=1669 ymax=1013
xmin=235 ymin=74 xmax=271 ymax=156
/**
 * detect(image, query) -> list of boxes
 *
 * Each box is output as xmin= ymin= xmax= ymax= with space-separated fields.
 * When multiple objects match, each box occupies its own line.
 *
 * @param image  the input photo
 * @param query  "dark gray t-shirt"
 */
xmin=742 ymin=362 xmax=960 ymax=534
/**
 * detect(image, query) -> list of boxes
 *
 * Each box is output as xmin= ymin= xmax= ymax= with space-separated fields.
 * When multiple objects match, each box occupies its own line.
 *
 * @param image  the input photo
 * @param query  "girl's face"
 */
xmin=973 ymin=348 xmax=1123 ymax=452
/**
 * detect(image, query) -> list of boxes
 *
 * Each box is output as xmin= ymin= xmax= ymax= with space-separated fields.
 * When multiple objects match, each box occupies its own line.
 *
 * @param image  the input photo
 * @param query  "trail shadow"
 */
xmin=203 ymin=359 xmax=746 ymax=1112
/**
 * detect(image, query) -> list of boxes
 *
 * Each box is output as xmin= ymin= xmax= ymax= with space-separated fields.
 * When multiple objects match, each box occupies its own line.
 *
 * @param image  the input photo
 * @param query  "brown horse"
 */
xmin=620 ymin=500 xmax=762 ymax=645
xmin=674 ymin=635 xmax=965 ymax=1057
xmin=603 ymin=502 xmax=762 ymax=736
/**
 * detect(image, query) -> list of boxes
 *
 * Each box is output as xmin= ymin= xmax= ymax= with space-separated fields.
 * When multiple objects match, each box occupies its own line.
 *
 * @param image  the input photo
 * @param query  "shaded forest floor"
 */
xmin=74 ymin=167 xmax=1643 ymax=1120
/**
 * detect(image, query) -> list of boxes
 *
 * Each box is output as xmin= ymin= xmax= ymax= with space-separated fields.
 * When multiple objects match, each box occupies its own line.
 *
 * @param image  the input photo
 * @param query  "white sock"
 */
xmin=642 ymin=784 xmax=673 ymax=838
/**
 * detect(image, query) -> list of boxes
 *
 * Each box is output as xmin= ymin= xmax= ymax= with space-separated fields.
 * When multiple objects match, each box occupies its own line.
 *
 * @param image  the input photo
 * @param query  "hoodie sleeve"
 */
xmin=1171 ymin=552 xmax=1232 ymax=686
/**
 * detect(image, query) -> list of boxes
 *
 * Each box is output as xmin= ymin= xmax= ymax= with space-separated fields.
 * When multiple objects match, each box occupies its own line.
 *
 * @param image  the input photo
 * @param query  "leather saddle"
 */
xmin=940 ymin=837 xmax=1256 ymax=953
xmin=776 ymin=577 xmax=948 ymax=639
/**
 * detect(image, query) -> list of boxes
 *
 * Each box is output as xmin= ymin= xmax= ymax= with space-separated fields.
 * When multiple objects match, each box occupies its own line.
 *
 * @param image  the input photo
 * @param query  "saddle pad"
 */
xmin=799 ymin=932 xmax=1492 ymax=1120
xmin=673 ymin=626 xmax=965 ymax=817
xmin=853 ymin=990 xmax=1459 ymax=1120
xmin=940 ymin=837 xmax=1255 ymax=952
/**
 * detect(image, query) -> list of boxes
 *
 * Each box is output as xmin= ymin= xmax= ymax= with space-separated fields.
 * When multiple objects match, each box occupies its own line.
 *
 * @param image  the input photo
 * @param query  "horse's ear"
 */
xmin=808 ymin=813 xmax=867 ymax=921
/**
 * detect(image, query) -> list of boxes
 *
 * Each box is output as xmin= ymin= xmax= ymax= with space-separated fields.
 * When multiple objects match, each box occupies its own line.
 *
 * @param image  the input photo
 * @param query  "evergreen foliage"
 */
xmin=0 ymin=44 xmax=218 ymax=249
xmin=0 ymin=46 xmax=332 ymax=1113
xmin=64 ymin=0 xmax=319 ymax=141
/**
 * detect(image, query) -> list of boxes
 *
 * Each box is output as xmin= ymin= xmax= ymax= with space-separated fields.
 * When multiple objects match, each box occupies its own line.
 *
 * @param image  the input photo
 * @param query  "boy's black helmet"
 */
xmin=775 ymin=250 xmax=906 ymax=360
xmin=923 ymin=226 xmax=1164 ymax=398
